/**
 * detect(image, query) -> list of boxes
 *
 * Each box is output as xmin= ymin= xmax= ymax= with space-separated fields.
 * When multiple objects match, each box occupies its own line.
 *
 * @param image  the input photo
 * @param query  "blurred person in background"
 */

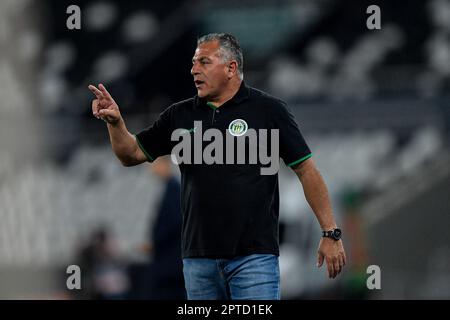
xmin=143 ymin=156 xmax=185 ymax=299
xmin=77 ymin=227 xmax=130 ymax=300
xmin=88 ymin=33 xmax=346 ymax=300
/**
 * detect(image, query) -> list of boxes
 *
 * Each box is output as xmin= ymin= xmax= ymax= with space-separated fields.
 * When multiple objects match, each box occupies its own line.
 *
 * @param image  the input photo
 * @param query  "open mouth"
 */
xmin=194 ymin=80 xmax=205 ymax=87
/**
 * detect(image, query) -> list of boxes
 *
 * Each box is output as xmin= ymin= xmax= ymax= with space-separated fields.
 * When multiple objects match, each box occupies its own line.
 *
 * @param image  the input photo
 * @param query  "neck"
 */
xmin=208 ymin=78 xmax=242 ymax=107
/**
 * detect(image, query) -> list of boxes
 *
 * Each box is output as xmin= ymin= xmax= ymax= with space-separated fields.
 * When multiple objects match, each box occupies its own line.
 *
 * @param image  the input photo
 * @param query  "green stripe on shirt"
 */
xmin=134 ymin=134 xmax=154 ymax=162
xmin=286 ymin=153 xmax=312 ymax=167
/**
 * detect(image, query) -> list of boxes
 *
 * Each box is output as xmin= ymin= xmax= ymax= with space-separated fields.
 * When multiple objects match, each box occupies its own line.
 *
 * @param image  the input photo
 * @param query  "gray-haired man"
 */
xmin=89 ymin=33 xmax=346 ymax=300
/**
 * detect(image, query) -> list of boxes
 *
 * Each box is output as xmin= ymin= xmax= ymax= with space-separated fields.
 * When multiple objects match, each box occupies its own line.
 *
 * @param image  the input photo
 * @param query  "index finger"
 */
xmin=341 ymin=250 xmax=347 ymax=266
xmin=326 ymin=257 xmax=334 ymax=279
xmin=88 ymin=85 xmax=103 ymax=99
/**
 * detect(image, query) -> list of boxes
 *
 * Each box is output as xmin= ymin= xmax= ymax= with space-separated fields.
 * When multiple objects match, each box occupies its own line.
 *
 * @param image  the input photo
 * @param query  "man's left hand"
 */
xmin=317 ymin=238 xmax=346 ymax=279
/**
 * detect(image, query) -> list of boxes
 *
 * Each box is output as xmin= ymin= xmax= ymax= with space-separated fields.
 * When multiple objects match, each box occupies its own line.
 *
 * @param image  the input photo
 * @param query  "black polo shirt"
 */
xmin=135 ymin=81 xmax=312 ymax=258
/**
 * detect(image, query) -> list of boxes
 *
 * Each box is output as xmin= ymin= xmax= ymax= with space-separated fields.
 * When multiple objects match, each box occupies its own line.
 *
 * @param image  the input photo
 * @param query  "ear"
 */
xmin=227 ymin=60 xmax=238 ymax=78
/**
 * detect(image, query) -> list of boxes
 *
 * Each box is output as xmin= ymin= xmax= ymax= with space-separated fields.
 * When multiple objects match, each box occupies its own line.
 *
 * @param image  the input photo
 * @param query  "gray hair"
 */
xmin=197 ymin=33 xmax=244 ymax=79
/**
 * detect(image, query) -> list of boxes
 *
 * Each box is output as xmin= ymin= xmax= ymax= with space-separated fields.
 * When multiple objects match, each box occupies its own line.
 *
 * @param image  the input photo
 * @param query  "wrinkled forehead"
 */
xmin=193 ymin=41 xmax=221 ymax=60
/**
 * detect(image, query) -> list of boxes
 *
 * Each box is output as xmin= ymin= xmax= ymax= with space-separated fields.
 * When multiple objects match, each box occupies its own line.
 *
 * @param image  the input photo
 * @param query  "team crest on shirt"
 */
xmin=228 ymin=119 xmax=248 ymax=136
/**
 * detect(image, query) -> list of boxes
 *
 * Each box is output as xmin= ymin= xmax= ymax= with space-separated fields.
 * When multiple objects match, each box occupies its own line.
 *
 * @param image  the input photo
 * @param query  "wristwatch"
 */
xmin=322 ymin=228 xmax=342 ymax=241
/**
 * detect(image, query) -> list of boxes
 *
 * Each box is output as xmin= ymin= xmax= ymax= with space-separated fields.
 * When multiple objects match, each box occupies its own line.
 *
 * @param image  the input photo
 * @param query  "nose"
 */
xmin=191 ymin=63 xmax=199 ymax=76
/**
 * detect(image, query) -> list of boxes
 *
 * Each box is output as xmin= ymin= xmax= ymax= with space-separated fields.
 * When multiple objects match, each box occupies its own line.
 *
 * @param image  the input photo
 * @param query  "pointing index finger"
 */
xmin=88 ymin=85 xmax=103 ymax=98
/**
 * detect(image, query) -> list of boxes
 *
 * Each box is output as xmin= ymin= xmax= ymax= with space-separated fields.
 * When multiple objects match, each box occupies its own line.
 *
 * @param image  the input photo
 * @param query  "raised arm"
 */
xmin=88 ymin=84 xmax=147 ymax=166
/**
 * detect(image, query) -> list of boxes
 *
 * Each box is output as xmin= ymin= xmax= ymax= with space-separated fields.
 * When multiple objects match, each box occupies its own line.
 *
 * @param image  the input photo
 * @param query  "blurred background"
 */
xmin=0 ymin=0 xmax=449 ymax=299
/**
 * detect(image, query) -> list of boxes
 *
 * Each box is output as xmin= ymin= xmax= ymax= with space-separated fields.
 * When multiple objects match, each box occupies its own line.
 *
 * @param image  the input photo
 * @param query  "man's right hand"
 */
xmin=88 ymin=84 xmax=121 ymax=125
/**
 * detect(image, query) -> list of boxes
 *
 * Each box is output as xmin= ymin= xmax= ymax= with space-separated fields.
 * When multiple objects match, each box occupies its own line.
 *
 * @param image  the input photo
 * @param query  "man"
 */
xmin=88 ymin=33 xmax=346 ymax=300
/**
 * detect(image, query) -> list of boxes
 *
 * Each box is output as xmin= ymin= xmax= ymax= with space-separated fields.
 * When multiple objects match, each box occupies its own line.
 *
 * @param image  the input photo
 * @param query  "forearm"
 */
xmin=106 ymin=118 xmax=138 ymax=165
xmin=296 ymin=163 xmax=337 ymax=230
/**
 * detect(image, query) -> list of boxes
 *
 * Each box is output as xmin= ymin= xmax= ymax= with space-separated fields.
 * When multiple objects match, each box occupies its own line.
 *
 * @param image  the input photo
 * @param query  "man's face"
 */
xmin=191 ymin=40 xmax=230 ymax=99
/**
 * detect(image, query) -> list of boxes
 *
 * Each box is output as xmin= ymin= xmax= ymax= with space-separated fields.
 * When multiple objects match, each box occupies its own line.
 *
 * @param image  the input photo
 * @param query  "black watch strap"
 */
xmin=322 ymin=228 xmax=342 ymax=241
xmin=322 ymin=230 xmax=334 ymax=237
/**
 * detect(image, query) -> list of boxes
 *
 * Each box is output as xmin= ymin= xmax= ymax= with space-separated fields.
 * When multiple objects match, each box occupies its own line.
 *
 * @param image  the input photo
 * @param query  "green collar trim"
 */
xmin=206 ymin=102 xmax=218 ymax=110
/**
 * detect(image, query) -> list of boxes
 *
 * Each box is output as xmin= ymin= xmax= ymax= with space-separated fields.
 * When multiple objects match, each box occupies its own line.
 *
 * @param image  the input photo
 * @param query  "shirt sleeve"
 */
xmin=271 ymin=101 xmax=312 ymax=167
xmin=135 ymin=106 xmax=174 ymax=162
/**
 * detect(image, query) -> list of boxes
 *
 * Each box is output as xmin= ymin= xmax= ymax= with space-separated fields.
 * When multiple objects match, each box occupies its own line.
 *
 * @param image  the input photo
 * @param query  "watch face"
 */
xmin=333 ymin=229 xmax=342 ymax=239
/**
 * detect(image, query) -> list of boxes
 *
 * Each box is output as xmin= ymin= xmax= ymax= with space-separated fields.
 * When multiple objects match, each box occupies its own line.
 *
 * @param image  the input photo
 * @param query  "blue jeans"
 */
xmin=183 ymin=254 xmax=280 ymax=300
